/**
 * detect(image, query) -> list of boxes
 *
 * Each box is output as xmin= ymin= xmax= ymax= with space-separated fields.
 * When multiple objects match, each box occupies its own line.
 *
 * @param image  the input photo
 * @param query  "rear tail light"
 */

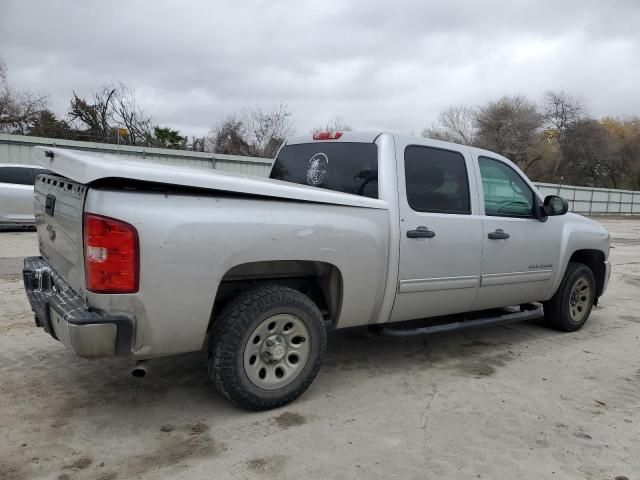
xmin=83 ymin=213 xmax=139 ymax=293
xmin=312 ymin=131 xmax=343 ymax=140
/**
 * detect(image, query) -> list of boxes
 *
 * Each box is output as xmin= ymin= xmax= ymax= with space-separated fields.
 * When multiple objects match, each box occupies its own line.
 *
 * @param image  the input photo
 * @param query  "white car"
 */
xmin=0 ymin=164 xmax=51 ymax=226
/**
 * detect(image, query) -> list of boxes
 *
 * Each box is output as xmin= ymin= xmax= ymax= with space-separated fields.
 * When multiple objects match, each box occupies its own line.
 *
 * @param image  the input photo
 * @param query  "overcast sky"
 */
xmin=1 ymin=0 xmax=639 ymax=137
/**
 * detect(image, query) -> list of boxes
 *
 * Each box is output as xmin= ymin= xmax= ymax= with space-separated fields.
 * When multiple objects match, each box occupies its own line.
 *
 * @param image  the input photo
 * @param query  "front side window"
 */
xmin=479 ymin=156 xmax=535 ymax=217
xmin=404 ymin=146 xmax=471 ymax=214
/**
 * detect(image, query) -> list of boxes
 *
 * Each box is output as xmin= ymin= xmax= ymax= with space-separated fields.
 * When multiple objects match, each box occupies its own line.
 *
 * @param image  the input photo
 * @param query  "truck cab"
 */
xmin=273 ymin=132 xmax=610 ymax=325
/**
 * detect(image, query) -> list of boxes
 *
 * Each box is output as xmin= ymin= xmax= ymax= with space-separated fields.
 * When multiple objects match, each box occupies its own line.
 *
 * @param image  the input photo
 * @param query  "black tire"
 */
xmin=544 ymin=262 xmax=596 ymax=332
xmin=207 ymin=285 xmax=327 ymax=411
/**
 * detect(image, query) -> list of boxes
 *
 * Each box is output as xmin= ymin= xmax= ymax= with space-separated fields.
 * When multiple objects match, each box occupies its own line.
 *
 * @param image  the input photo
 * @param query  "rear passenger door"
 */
xmin=390 ymin=140 xmax=483 ymax=322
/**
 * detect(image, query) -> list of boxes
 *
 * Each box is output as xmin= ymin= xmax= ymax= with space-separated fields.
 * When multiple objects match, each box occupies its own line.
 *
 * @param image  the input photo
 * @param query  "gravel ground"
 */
xmin=0 ymin=219 xmax=639 ymax=480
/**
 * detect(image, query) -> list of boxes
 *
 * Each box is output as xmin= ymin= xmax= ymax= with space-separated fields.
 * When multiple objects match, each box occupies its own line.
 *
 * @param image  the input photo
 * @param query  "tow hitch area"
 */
xmin=22 ymin=256 xmax=134 ymax=357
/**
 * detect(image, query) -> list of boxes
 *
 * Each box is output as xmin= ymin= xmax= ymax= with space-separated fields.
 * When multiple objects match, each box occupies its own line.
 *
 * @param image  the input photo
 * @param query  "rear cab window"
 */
xmin=270 ymin=142 xmax=378 ymax=198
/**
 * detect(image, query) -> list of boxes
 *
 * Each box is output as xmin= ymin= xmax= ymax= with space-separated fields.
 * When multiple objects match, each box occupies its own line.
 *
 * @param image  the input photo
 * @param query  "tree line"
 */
xmin=1 ymin=56 xmax=639 ymax=189
xmin=425 ymin=93 xmax=640 ymax=190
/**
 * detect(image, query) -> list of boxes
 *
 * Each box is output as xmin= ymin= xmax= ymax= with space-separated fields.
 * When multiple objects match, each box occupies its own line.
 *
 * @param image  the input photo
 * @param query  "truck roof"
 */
xmin=285 ymin=131 xmax=384 ymax=145
xmin=286 ymin=131 xmax=516 ymax=167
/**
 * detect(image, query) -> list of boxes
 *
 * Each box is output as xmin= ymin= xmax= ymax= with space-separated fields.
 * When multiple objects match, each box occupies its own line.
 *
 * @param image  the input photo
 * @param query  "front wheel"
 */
xmin=207 ymin=285 xmax=327 ymax=410
xmin=544 ymin=262 xmax=596 ymax=332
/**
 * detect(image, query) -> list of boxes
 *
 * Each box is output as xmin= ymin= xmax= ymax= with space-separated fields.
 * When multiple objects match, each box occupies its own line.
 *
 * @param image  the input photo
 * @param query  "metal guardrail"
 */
xmin=0 ymin=133 xmax=273 ymax=177
xmin=534 ymin=182 xmax=640 ymax=215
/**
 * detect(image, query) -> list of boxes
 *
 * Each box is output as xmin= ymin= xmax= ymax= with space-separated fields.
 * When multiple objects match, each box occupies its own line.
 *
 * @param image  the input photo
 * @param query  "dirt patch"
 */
xmin=63 ymin=457 xmax=92 ymax=470
xmin=0 ymin=257 xmax=25 ymax=278
xmin=620 ymin=315 xmax=640 ymax=324
xmin=122 ymin=423 xmax=220 ymax=476
xmin=0 ymin=273 xmax=21 ymax=282
xmin=457 ymin=362 xmax=496 ymax=377
xmin=460 ymin=339 xmax=498 ymax=348
xmin=189 ymin=422 xmax=209 ymax=434
xmin=273 ymin=412 xmax=306 ymax=429
xmin=246 ymin=455 xmax=288 ymax=474
xmin=451 ymin=352 xmax=514 ymax=378
xmin=612 ymin=238 xmax=640 ymax=246
xmin=622 ymin=274 xmax=640 ymax=287
xmin=96 ymin=472 xmax=118 ymax=480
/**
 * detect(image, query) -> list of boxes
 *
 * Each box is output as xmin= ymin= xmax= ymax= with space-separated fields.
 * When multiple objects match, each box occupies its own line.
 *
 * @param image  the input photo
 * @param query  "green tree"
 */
xmin=28 ymin=109 xmax=74 ymax=139
xmin=153 ymin=126 xmax=186 ymax=149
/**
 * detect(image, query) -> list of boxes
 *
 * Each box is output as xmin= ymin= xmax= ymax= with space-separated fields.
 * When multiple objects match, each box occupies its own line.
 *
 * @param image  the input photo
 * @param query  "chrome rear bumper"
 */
xmin=23 ymin=256 xmax=132 ymax=358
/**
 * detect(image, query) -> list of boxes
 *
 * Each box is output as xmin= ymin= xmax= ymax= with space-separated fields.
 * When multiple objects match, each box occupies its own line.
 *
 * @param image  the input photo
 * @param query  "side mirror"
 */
xmin=544 ymin=195 xmax=568 ymax=216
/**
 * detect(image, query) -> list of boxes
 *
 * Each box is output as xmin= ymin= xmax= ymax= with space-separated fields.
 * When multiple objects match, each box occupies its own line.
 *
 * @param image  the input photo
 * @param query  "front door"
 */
xmin=473 ymin=155 xmax=560 ymax=310
xmin=390 ymin=140 xmax=484 ymax=322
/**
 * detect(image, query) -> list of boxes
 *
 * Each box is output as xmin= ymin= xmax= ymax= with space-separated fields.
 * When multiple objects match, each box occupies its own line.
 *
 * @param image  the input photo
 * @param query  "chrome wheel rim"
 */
xmin=569 ymin=277 xmax=590 ymax=322
xmin=243 ymin=314 xmax=311 ymax=390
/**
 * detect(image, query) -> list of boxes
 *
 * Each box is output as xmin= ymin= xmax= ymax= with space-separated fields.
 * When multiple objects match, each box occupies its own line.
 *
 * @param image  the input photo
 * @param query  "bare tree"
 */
xmin=111 ymin=85 xmax=154 ymax=145
xmin=242 ymin=103 xmax=294 ymax=158
xmin=0 ymin=57 xmax=6 ymax=84
xmin=189 ymin=135 xmax=206 ymax=152
xmin=544 ymin=91 xmax=584 ymax=137
xmin=0 ymin=56 xmax=48 ymax=134
xmin=208 ymin=117 xmax=251 ymax=155
xmin=543 ymin=91 xmax=587 ymax=177
xmin=68 ymin=83 xmax=153 ymax=145
xmin=474 ymin=95 xmax=544 ymax=173
xmin=208 ymin=104 xmax=294 ymax=158
xmin=312 ymin=117 xmax=352 ymax=134
xmin=68 ymin=86 xmax=114 ymax=142
xmin=422 ymin=105 xmax=476 ymax=145
xmin=560 ymin=119 xmax=613 ymax=187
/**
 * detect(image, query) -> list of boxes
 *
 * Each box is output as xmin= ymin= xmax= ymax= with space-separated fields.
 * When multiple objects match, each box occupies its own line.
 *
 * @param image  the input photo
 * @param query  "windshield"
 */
xmin=270 ymin=142 xmax=378 ymax=198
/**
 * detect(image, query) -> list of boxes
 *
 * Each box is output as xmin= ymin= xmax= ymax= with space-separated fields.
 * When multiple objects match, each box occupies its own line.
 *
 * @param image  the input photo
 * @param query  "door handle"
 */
xmin=407 ymin=226 xmax=436 ymax=239
xmin=488 ymin=229 xmax=510 ymax=240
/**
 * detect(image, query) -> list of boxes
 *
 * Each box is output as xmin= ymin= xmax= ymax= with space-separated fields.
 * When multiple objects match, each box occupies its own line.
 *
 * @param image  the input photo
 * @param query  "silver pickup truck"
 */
xmin=23 ymin=132 xmax=611 ymax=410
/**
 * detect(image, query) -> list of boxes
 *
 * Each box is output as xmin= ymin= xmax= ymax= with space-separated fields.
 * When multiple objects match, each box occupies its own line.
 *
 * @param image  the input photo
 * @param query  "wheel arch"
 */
xmin=208 ymin=260 xmax=344 ymax=333
xmin=567 ymin=249 xmax=607 ymax=299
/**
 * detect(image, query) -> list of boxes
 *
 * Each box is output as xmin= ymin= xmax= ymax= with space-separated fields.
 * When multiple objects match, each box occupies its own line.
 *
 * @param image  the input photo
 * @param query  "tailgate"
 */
xmin=34 ymin=174 xmax=87 ymax=294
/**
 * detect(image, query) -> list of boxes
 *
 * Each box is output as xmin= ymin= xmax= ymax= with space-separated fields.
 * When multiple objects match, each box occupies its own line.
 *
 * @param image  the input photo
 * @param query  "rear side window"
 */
xmin=404 ymin=146 xmax=471 ymax=214
xmin=0 ymin=166 xmax=35 ymax=185
xmin=270 ymin=143 xmax=378 ymax=198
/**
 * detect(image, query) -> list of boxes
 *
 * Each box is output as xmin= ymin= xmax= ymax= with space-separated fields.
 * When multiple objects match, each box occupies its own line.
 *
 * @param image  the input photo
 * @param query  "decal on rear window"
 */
xmin=271 ymin=142 xmax=378 ymax=198
xmin=306 ymin=152 xmax=329 ymax=187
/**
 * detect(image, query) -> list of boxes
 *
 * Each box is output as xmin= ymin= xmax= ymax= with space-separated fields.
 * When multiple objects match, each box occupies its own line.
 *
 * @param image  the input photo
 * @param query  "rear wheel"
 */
xmin=207 ymin=285 xmax=326 ymax=410
xmin=544 ymin=262 xmax=595 ymax=332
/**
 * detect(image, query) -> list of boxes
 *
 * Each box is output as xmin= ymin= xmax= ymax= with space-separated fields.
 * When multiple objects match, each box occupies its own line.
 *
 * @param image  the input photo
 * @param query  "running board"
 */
xmin=377 ymin=303 xmax=544 ymax=337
